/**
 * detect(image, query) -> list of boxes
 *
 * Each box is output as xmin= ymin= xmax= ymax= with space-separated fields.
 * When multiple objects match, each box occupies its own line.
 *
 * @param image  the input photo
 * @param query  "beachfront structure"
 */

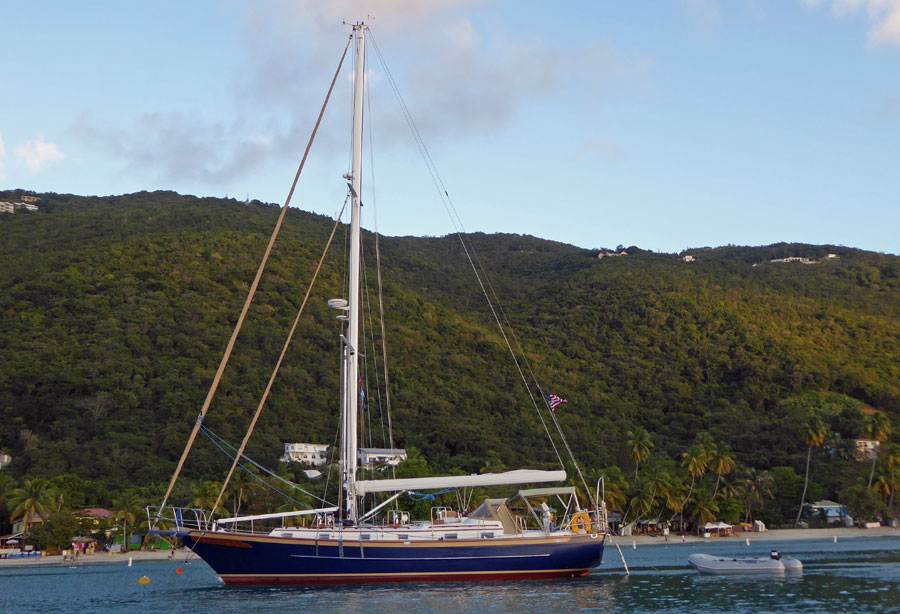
xmin=279 ymin=443 xmax=329 ymax=466
xmin=809 ymin=500 xmax=848 ymax=522
xmin=358 ymin=447 xmax=407 ymax=468
xmin=700 ymin=522 xmax=733 ymax=537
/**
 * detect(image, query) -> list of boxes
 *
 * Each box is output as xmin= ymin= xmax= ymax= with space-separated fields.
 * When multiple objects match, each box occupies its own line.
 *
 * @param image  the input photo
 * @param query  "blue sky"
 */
xmin=1 ymin=0 xmax=898 ymax=255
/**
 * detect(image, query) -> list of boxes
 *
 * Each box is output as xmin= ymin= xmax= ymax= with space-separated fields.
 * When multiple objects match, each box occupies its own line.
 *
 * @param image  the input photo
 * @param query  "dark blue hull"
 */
xmin=180 ymin=531 xmax=605 ymax=585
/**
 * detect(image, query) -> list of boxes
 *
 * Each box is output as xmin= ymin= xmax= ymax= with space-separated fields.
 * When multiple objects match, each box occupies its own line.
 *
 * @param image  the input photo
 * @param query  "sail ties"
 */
xmin=155 ymin=34 xmax=354 ymax=522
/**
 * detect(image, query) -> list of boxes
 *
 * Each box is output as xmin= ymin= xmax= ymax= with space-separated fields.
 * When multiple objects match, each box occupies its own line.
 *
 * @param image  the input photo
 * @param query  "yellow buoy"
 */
xmin=138 ymin=575 xmax=151 ymax=585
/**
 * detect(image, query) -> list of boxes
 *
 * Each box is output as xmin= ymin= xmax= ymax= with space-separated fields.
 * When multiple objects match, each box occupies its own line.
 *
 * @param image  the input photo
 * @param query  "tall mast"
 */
xmin=342 ymin=22 xmax=366 ymax=523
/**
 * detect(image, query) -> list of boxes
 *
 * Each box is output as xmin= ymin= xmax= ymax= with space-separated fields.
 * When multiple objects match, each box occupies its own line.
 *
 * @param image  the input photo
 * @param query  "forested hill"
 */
xmin=1 ymin=190 xmax=898 ymax=493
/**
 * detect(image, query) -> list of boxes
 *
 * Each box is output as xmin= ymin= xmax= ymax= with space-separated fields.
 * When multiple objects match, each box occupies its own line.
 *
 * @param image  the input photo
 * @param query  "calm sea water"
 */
xmin=1 ymin=537 xmax=898 ymax=613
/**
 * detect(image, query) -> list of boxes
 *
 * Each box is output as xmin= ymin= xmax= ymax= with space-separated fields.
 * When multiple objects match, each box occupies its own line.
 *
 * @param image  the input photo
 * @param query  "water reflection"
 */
xmin=1 ymin=537 xmax=898 ymax=613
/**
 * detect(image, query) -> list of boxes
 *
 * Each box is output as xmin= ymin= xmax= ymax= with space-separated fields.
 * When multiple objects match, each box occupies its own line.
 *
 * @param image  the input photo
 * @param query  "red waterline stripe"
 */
xmin=220 ymin=569 xmax=590 ymax=586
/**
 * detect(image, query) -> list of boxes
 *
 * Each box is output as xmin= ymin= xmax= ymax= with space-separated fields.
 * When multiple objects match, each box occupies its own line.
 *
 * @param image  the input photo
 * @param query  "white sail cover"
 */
xmin=355 ymin=469 xmax=566 ymax=495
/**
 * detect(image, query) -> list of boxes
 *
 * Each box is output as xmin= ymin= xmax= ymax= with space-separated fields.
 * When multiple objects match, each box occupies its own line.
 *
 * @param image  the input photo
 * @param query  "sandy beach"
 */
xmin=0 ymin=526 xmax=896 ymax=570
xmin=0 ymin=549 xmax=179 ymax=569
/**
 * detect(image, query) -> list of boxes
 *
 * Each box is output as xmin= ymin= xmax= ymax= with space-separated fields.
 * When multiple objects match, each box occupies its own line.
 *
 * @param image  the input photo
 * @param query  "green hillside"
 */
xmin=1 ymin=190 xmax=898 ymax=525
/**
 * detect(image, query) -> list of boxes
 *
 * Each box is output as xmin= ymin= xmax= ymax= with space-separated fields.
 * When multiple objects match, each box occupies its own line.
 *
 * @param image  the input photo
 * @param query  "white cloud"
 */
xmin=0 ymin=130 xmax=5 ymax=156
xmin=235 ymin=1 xmax=645 ymax=146
xmin=72 ymin=110 xmax=270 ymax=185
xmin=75 ymin=0 xmax=645 ymax=188
xmin=804 ymin=0 xmax=900 ymax=47
xmin=15 ymin=135 xmax=64 ymax=172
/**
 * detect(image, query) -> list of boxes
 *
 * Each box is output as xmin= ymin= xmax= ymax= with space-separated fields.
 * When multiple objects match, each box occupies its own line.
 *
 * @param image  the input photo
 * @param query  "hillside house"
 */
xmin=0 ymin=201 xmax=38 ymax=213
xmin=280 ymin=443 xmax=329 ymax=466
xmin=358 ymin=448 xmax=407 ymax=468
xmin=854 ymin=439 xmax=880 ymax=461
xmin=770 ymin=257 xmax=817 ymax=264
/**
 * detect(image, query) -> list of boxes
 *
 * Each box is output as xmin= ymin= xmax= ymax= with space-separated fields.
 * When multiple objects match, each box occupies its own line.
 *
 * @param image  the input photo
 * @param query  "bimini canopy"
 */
xmin=355 ymin=469 xmax=566 ymax=495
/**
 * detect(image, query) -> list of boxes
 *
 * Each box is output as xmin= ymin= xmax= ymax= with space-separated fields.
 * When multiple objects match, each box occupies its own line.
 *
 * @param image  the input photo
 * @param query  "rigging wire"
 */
xmin=199 ymin=425 xmax=330 ymax=507
xmin=364 ymin=54 xmax=398 ymax=481
xmin=155 ymin=33 xmax=354 ymax=521
xmin=360 ymin=247 xmax=389 ymax=450
xmin=326 ymin=196 xmax=351 ymax=521
xmin=368 ymin=34 xmax=576 ymax=475
xmin=361 ymin=255 xmax=388 ymax=449
xmin=209 ymin=194 xmax=349 ymax=518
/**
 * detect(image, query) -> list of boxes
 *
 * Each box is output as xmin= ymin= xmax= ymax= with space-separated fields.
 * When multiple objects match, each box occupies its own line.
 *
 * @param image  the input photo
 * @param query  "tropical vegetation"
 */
xmin=0 ymin=190 xmax=898 ymax=547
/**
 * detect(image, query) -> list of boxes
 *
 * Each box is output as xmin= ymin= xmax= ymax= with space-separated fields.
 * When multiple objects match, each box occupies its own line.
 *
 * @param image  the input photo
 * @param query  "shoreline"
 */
xmin=609 ymin=525 xmax=899 ymax=547
xmin=0 ymin=549 xmax=179 ymax=570
xmin=0 ymin=527 xmax=896 ymax=570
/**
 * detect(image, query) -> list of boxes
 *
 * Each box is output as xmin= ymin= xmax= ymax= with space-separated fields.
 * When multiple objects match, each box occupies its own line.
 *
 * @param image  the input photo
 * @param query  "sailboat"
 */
xmin=150 ymin=23 xmax=606 ymax=586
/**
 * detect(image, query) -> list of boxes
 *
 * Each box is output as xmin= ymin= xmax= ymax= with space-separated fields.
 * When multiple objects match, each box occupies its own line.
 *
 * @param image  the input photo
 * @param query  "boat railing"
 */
xmin=146 ymin=506 xmax=212 ymax=532
xmin=148 ymin=506 xmax=342 ymax=535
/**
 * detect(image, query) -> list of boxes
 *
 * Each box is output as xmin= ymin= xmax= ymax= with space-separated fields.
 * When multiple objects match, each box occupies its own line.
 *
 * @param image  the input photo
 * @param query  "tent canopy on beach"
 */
xmin=701 ymin=522 xmax=733 ymax=536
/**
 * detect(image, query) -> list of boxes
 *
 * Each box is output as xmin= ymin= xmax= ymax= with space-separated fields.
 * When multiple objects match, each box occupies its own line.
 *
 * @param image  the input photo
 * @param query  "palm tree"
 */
xmin=886 ymin=444 xmax=900 ymax=512
xmin=648 ymin=469 xmax=677 ymax=521
xmin=627 ymin=427 xmax=653 ymax=480
xmin=872 ymin=473 xmax=895 ymax=508
xmin=709 ymin=442 xmax=736 ymax=498
xmin=596 ymin=468 xmax=629 ymax=517
xmin=690 ymin=486 xmax=720 ymax=529
xmin=795 ymin=416 xmax=828 ymax=526
xmin=227 ymin=472 xmax=262 ymax=518
xmin=743 ymin=468 xmax=773 ymax=523
xmin=7 ymin=477 xmax=56 ymax=532
xmin=626 ymin=478 xmax=655 ymax=526
xmin=696 ymin=432 xmax=716 ymax=465
xmin=865 ymin=412 xmax=891 ymax=488
xmin=192 ymin=481 xmax=225 ymax=513
xmin=679 ymin=444 xmax=709 ymax=533
xmin=113 ymin=493 xmax=145 ymax=552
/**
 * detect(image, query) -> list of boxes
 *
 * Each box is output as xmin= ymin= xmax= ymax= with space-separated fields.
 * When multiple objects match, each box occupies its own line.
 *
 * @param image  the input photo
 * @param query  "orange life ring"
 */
xmin=571 ymin=512 xmax=592 ymax=534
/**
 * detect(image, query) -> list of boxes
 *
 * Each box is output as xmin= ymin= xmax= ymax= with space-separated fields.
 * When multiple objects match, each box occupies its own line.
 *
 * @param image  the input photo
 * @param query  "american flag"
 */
xmin=545 ymin=393 xmax=568 ymax=413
